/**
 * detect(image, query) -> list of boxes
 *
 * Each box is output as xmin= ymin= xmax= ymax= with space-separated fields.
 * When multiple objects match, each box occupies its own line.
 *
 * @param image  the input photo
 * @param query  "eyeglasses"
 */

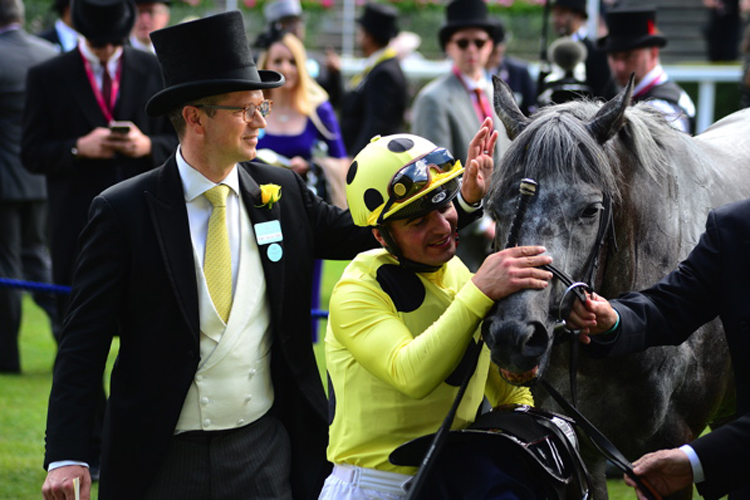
xmin=192 ymin=99 xmax=273 ymax=122
xmin=377 ymin=148 xmax=459 ymax=224
xmin=454 ymin=38 xmax=489 ymax=50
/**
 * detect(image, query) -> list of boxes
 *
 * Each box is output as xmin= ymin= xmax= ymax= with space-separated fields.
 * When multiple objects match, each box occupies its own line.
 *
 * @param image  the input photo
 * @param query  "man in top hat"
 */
xmin=37 ymin=0 xmax=79 ymax=52
xmin=599 ymin=7 xmax=696 ymax=134
xmin=261 ymin=0 xmax=343 ymax=108
xmin=340 ymin=2 xmax=407 ymax=156
xmin=22 ymin=0 xmax=177 ymax=325
xmin=128 ymin=0 xmax=170 ymax=53
xmin=38 ymin=10 xmax=388 ymax=500
xmin=411 ymin=0 xmax=511 ymax=272
xmin=548 ymin=0 xmax=616 ymax=100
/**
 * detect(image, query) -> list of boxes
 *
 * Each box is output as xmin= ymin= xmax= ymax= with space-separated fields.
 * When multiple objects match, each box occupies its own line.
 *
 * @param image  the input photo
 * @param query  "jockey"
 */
xmin=319 ymin=125 xmax=555 ymax=500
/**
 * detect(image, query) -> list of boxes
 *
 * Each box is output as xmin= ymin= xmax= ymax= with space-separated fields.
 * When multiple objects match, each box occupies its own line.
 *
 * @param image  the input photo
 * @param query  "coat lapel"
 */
xmin=145 ymin=157 xmax=201 ymax=342
xmin=65 ymin=50 xmax=110 ymax=128
xmin=114 ymin=48 xmax=144 ymax=119
xmin=238 ymin=165 xmax=286 ymax=321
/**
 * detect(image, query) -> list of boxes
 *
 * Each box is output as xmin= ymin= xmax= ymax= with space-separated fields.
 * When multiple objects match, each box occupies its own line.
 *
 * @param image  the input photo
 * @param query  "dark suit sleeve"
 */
xmin=21 ymin=60 xmax=81 ymax=176
xmin=44 ymin=195 xmax=127 ymax=466
xmin=584 ymin=205 xmax=750 ymax=497
xmin=295 ymin=171 xmax=378 ymax=259
xmin=586 ymin=209 xmax=723 ymax=358
xmin=692 ymin=414 xmax=750 ymax=500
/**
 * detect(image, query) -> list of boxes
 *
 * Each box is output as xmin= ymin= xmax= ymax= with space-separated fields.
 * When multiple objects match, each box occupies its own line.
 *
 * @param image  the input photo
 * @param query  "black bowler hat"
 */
xmin=357 ymin=3 xmax=399 ymax=46
xmin=146 ymin=11 xmax=284 ymax=116
xmin=552 ymin=0 xmax=587 ymax=18
xmin=439 ymin=0 xmax=501 ymax=50
xmin=598 ymin=7 xmax=667 ymax=53
xmin=72 ymin=0 xmax=136 ymax=45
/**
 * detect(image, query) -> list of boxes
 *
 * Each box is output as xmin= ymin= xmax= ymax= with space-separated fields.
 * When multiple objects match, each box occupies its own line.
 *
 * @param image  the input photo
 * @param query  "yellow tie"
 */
xmin=203 ymin=185 xmax=232 ymax=323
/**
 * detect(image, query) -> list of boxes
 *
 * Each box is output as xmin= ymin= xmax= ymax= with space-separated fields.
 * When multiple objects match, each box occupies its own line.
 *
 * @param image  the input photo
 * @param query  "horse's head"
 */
xmin=482 ymin=76 xmax=633 ymax=386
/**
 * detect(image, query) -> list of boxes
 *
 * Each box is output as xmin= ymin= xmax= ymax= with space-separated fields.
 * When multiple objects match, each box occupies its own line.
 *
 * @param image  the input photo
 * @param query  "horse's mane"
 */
xmin=490 ymin=98 xmax=682 ymax=208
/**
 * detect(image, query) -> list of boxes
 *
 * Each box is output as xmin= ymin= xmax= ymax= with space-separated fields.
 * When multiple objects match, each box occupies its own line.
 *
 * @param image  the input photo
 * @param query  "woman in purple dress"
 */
xmin=257 ymin=31 xmax=349 ymax=207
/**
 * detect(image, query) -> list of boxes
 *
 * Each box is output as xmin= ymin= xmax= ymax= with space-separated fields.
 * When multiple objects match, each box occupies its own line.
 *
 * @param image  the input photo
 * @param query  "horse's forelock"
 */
xmin=491 ymin=102 xmax=621 ymax=206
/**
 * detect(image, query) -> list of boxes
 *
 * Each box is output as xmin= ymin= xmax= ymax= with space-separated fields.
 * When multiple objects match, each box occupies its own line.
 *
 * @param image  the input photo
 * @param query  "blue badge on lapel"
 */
xmin=255 ymin=220 xmax=283 ymax=262
xmin=267 ymin=243 xmax=283 ymax=262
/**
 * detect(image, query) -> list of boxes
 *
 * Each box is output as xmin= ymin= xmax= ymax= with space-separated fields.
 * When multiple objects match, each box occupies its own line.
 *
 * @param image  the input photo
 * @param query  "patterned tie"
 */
xmin=203 ymin=185 xmax=233 ymax=323
xmin=101 ymin=63 xmax=112 ymax=113
xmin=473 ymin=88 xmax=493 ymax=123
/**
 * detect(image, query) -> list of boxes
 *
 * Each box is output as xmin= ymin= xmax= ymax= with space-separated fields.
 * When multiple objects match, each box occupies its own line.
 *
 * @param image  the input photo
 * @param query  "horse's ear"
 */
xmin=586 ymin=73 xmax=634 ymax=144
xmin=493 ymin=74 xmax=530 ymax=141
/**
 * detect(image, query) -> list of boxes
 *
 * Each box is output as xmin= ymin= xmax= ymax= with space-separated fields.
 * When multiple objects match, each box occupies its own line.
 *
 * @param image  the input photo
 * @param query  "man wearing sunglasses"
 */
xmin=412 ymin=0 xmax=511 ymax=274
xmin=320 ymin=126 xmax=553 ymax=499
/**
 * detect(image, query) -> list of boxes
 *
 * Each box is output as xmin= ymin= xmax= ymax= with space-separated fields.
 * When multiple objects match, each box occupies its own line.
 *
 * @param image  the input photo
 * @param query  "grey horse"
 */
xmin=483 ymin=75 xmax=750 ymax=499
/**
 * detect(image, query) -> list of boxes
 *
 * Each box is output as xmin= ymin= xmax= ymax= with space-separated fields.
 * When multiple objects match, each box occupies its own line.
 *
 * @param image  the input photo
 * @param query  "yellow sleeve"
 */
xmin=329 ymin=276 xmax=494 ymax=399
xmin=485 ymin=361 xmax=534 ymax=407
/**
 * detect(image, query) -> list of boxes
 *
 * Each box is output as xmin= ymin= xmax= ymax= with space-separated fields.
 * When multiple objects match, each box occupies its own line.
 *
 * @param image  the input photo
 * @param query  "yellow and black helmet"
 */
xmin=346 ymin=134 xmax=464 ymax=227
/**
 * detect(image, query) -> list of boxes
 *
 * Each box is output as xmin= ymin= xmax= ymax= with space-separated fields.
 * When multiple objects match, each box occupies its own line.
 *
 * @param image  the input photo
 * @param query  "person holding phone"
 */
xmin=21 ymin=0 xmax=177 ymax=323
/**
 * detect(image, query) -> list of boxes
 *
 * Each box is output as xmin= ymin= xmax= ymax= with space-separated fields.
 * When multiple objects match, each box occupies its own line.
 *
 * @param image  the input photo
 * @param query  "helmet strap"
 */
xmin=376 ymin=224 xmax=443 ymax=274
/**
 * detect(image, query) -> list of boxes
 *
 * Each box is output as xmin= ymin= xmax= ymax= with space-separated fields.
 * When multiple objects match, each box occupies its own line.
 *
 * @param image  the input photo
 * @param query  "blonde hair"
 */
xmin=257 ymin=32 xmax=329 ymax=117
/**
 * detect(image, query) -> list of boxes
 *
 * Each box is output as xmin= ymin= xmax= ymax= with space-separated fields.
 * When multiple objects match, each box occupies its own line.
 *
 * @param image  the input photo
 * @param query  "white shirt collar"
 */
xmin=55 ymin=19 xmax=79 ymax=52
xmin=129 ymin=34 xmax=155 ymax=53
xmin=176 ymin=146 xmax=241 ymax=203
xmin=570 ymin=25 xmax=588 ymax=42
xmin=633 ymin=64 xmax=668 ymax=96
xmin=456 ymin=69 xmax=489 ymax=91
xmin=78 ymin=38 xmax=123 ymax=74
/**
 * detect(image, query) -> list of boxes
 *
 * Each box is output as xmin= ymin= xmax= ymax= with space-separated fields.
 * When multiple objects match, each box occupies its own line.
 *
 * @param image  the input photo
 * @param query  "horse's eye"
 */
xmin=582 ymin=202 xmax=604 ymax=219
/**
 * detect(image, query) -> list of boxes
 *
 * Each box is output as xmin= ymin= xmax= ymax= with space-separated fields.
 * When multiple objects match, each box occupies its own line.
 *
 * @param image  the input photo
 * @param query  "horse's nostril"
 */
xmin=521 ymin=322 xmax=549 ymax=358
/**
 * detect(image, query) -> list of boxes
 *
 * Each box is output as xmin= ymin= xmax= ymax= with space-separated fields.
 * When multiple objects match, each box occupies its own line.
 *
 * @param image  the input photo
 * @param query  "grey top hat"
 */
xmin=438 ymin=0 xmax=501 ymax=50
xmin=146 ymin=11 xmax=285 ymax=116
xmin=72 ymin=0 xmax=136 ymax=45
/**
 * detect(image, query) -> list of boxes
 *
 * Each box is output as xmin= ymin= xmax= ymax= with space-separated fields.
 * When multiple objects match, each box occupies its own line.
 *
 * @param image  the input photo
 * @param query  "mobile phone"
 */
xmin=109 ymin=121 xmax=131 ymax=135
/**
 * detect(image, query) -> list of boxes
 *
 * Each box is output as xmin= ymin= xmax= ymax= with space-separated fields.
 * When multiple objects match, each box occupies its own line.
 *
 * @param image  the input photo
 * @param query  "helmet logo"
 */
xmin=431 ymin=191 xmax=447 ymax=204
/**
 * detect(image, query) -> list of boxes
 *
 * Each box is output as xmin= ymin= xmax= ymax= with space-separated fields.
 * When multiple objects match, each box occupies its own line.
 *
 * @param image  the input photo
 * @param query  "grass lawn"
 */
xmin=0 ymin=260 xmax=679 ymax=499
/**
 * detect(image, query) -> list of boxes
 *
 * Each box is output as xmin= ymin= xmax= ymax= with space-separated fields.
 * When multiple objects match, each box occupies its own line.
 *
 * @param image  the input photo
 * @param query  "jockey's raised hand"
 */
xmin=461 ymin=117 xmax=498 ymax=205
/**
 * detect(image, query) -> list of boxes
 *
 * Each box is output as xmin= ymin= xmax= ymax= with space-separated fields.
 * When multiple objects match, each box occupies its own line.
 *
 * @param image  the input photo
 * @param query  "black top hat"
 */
xmin=72 ymin=0 xmax=136 ymax=45
xmin=552 ymin=0 xmax=587 ymax=18
xmin=598 ymin=7 xmax=667 ymax=53
xmin=357 ymin=3 xmax=399 ymax=46
xmin=146 ymin=11 xmax=284 ymax=116
xmin=52 ymin=0 xmax=70 ymax=16
xmin=439 ymin=0 xmax=501 ymax=50
xmin=134 ymin=0 xmax=171 ymax=5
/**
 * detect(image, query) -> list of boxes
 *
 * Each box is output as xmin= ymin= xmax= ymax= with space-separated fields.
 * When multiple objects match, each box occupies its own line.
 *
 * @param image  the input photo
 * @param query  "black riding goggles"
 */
xmin=377 ymin=148 xmax=461 ymax=225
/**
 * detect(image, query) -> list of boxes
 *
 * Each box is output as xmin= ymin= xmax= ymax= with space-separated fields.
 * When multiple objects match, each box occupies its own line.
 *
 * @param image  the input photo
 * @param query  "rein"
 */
xmin=510 ymin=179 xmax=660 ymax=500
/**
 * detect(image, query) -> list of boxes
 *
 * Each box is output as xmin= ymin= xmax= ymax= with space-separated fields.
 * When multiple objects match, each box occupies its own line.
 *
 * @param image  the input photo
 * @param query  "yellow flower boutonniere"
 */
xmin=257 ymin=184 xmax=282 ymax=209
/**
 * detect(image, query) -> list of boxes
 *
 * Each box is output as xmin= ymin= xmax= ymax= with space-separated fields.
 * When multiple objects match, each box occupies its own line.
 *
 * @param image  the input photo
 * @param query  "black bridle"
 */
xmin=405 ymin=180 xmax=660 ymax=500
xmin=502 ymin=180 xmax=661 ymax=500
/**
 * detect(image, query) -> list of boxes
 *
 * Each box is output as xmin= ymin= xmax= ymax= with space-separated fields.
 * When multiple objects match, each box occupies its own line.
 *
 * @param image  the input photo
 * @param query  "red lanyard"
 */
xmin=80 ymin=48 xmax=121 ymax=122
